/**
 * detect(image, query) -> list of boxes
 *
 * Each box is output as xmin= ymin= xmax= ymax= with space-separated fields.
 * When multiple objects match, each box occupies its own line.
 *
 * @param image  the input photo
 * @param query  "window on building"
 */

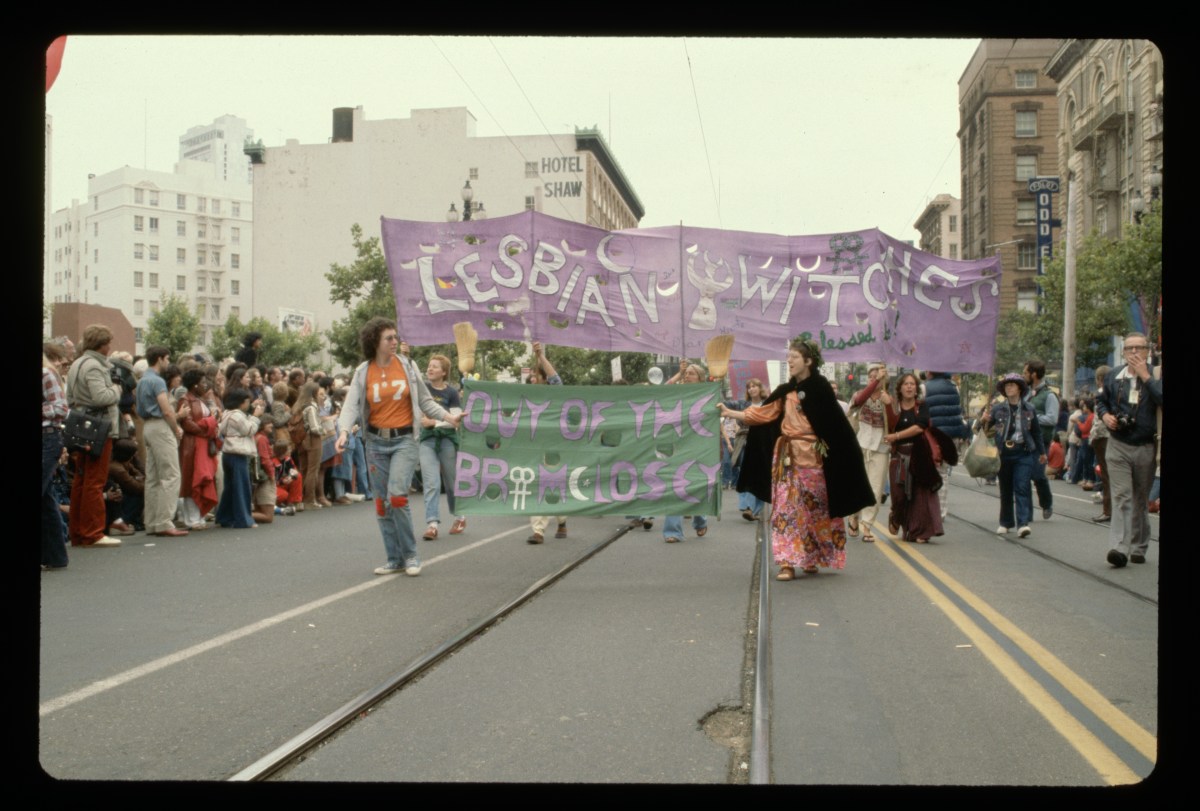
xmin=177 ymin=193 xmax=186 ymax=210
xmin=1018 ymin=243 xmax=1037 ymax=269
xmin=198 ymin=250 xmax=206 ymax=265
xmin=1016 ymin=155 xmax=1037 ymax=182
xmin=149 ymin=217 xmax=159 ymax=233
xmin=212 ymin=199 xmax=221 ymax=214
xmin=197 ymin=277 xmax=206 ymax=292
xmin=231 ymin=227 xmax=240 ymax=244
xmin=134 ymin=188 xmax=144 ymax=204
xmin=525 ymin=162 xmax=538 ymax=178
xmin=93 ymin=196 xmax=98 ymax=211
xmin=134 ymin=327 xmax=143 ymax=343
xmin=134 ymin=215 xmax=144 ymax=232
xmin=1017 ymin=199 xmax=1036 ymax=225
xmin=978 ymin=198 xmax=986 ymax=232
xmin=94 ymin=248 xmax=99 ymax=262
xmin=948 ymin=215 xmax=957 ymax=233
xmin=212 ymin=278 xmax=221 ymax=293
xmin=1015 ymin=111 xmax=1037 ymax=138
xmin=525 ymin=196 xmax=536 ymax=211
xmin=211 ymin=304 xmax=220 ymax=319
xmin=177 ymin=248 xmax=186 ymax=264
xmin=134 ymin=271 xmax=144 ymax=287
xmin=231 ymin=306 xmax=240 ymax=318
xmin=177 ymin=221 xmax=186 ymax=236
xmin=176 ymin=275 xmax=186 ymax=291
xmin=134 ymin=243 xmax=144 ymax=259
xmin=149 ymin=273 xmax=159 ymax=288
xmin=949 ymin=244 xmax=958 ymax=260
xmin=197 ymin=223 xmax=206 ymax=238
xmin=134 ymin=300 xmax=143 ymax=316
xmin=212 ymin=251 xmax=220 ymax=267
xmin=149 ymin=245 xmax=159 ymax=261
xmin=231 ymin=254 xmax=240 ymax=269
xmin=197 ymin=197 xmax=207 ymax=213
xmin=1016 ymin=288 xmax=1037 ymax=313
xmin=231 ymin=202 xmax=240 ymax=217
xmin=469 ymin=168 xmax=478 ymax=180
xmin=93 ymin=222 xmax=98 ymax=237
xmin=94 ymin=277 xmax=98 ymax=291
xmin=149 ymin=191 xmax=159 ymax=207
xmin=231 ymin=280 xmax=240 ymax=295
xmin=1015 ymin=70 xmax=1036 ymax=89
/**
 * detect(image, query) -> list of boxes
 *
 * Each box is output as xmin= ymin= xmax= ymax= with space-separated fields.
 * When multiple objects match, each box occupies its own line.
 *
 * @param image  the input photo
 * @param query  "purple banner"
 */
xmin=381 ymin=211 xmax=1002 ymax=372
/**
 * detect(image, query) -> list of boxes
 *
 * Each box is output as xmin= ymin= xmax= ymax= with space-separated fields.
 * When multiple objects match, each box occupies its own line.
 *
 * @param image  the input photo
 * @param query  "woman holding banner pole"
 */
xmin=719 ymin=339 xmax=873 ymax=580
xmin=662 ymin=361 xmax=710 ymax=543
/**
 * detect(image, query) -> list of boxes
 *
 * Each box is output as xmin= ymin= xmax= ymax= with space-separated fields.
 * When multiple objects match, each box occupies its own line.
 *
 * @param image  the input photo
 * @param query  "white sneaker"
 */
xmin=404 ymin=560 xmax=422 ymax=577
xmin=1092 ymin=492 xmax=1104 ymax=503
xmin=995 ymin=526 xmax=1009 ymax=535
xmin=345 ymin=493 xmax=366 ymax=502
xmin=89 ymin=535 xmax=122 ymax=547
xmin=1018 ymin=526 xmax=1032 ymax=538
xmin=374 ymin=565 xmax=403 ymax=575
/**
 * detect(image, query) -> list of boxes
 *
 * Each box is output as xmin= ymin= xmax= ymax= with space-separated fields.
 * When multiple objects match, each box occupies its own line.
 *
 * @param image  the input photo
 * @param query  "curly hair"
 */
xmin=359 ymin=317 xmax=397 ymax=361
xmin=788 ymin=337 xmax=823 ymax=373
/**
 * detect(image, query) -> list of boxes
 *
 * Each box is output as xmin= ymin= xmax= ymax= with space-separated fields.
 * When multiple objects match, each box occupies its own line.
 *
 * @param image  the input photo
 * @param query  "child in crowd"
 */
xmin=274 ymin=438 xmax=302 ymax=515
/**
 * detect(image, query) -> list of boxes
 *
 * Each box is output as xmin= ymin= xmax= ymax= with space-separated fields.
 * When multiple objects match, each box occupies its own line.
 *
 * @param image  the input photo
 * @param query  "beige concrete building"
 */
xmin=1043 ymin=39 xmax=1163 ymax=250
xmin=247 ymin=106 xmax=644 ymax=351
xmin=914 ymin=193 xmax=962 ymax=260
xmin=958 ymin=39 xmax=1061 ymax=312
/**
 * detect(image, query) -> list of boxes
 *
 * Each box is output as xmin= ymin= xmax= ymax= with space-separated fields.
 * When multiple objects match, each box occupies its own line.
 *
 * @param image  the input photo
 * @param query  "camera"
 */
xmin=1113 ymin=412 xmax=1134 ymax=432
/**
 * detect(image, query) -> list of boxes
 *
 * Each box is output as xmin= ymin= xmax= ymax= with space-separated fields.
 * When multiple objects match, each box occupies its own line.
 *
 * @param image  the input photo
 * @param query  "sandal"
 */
xmin=776 ymin=566 xmax=795 ymax=581
xmin=742 ymin=509 xmax=754 ymax=522
xmin=862 ymin=530 xmax=876 ymax=543
xmin=888 ymin=518 xmax=900 ymax=535
xmin=803 ymin=566 xmax=819 ymax=574
xmin=696 ymin=526 xmax=708 ymax=537
xmin=847 ymin=517 xmax=860 ymax=535
xmin=665 ymin=536 xmax=682 ymax=544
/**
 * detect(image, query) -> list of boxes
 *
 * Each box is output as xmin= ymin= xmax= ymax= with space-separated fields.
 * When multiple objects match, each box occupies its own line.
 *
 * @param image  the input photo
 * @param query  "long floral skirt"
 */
xmin=770 ymin=460 xmax=846 ymax=570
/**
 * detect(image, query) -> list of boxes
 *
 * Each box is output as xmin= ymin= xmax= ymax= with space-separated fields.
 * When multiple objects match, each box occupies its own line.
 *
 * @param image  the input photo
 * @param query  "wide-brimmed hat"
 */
xmin=995 ymin=373 xmax=1028 ymax=396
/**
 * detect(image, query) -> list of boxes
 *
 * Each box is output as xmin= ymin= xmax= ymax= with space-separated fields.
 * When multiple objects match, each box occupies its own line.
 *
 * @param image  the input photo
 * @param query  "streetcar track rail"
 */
xmin=229 ymin=522 xmax=637 ymax=782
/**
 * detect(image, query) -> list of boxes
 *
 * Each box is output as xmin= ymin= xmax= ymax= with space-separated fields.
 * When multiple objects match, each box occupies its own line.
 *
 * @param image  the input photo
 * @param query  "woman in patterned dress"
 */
xmin=719 ymin=339 xmax=874 ymax=580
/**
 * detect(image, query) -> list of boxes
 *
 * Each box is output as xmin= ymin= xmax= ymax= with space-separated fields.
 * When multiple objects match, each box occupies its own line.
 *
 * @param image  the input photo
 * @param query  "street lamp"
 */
xmin=446 ymin=180 xmax=487 ymax=222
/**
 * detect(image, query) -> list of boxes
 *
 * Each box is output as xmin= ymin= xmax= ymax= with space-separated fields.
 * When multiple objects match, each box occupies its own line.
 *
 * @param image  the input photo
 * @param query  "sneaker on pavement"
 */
xmin=89 ymin=535 xmax=122 ymax=547
xmin=374 ymin=565 xmax=404 ymax=575
xmin=404 ymin=560 xmax=422 ymax=577
xmin=995 ymin=526 xmax=1009 ymax=535
xmin=1106 ymin=550 xmax=1128 ymax=568
xmin=1018 ymin=526 xmax=1031 ymax=538
xmin=1042 ymin=506 xmax=1053 ymax=520
xmin=1130 ymin=553 xmax=1146 ymax=564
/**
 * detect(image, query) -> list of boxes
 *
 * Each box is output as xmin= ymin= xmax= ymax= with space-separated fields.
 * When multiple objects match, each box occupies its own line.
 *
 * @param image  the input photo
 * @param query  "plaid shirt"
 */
xmin=42 ymin=366 xmax=68 ymax=427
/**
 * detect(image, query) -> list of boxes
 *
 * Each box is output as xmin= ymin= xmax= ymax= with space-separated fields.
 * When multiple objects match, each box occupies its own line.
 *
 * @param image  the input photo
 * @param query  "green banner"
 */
xmin=453 ymin=381 xmax=723 ymax=517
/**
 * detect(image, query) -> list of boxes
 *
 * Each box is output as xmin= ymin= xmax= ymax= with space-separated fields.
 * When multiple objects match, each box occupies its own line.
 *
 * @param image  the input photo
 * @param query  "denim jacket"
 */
xmin=987 ymin=400 xmax=1046 ymax=457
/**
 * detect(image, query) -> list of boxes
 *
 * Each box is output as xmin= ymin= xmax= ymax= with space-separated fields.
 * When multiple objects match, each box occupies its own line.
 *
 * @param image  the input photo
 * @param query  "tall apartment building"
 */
xmin=913 ymin=193 xmax=962 ymax=260
xmin=47 ymin=160 xmax=253 ymax=352
xmin=248 ymin=106 xmax=644 ymax=348
xmin=958 ymin=39 xmax=1061 ymax=312
xmin=1043 ymin=39 xmax=1163 ymax=250
xmin=179 ymin=114 xmax=255 ymax=185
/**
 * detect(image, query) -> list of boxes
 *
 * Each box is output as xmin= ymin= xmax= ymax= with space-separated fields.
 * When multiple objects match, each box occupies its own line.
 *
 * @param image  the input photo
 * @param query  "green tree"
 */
xmin=207 ymin=314 xmax=323 ymax=369
xmin=325 ymin=224 xmax=396 ymax=367
xmin=144 ymin=295 xmax=201 ymax=359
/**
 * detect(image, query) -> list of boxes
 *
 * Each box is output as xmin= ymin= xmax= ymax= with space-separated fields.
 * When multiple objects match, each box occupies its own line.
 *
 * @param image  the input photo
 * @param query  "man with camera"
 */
xmin=1095 ymin=333 xmax=1162 ymax=568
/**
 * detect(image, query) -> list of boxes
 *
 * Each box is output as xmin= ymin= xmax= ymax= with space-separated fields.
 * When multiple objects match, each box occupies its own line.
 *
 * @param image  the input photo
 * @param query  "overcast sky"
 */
xmin=45 ymin=35 xmax=980 ymax=242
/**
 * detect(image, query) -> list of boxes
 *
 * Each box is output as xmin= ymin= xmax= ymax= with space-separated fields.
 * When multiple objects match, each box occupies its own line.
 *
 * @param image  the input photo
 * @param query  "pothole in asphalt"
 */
xmin=700 ymin=701 xmax=751 ymax=780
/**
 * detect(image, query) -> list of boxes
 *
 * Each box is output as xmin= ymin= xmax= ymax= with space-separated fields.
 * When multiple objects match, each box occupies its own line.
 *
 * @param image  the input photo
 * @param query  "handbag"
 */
xmin=63 ymin=407 xmax=111 ymax=457
xmin=964 ymin=426 xmax=1000 ymax=478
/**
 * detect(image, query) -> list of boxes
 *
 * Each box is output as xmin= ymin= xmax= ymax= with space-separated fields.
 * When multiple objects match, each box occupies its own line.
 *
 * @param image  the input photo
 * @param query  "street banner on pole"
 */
xmin=454 ymin=380 xmax=722 ymax=517
xmin=382 ymin=210 xmax=1003 ymax=373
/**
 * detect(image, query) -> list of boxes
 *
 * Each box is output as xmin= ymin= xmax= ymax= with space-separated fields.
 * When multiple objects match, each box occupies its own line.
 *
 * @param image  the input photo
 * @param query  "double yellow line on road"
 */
xmin=870 ymin=526 xmax=1155 ymax=785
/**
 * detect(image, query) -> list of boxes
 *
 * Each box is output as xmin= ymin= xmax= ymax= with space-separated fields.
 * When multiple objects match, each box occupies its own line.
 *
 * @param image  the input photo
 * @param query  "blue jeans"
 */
xmin=350 ymin=433 xmax=371 ymax=498
xmin=419 ymin=435 xmax=458 ymax=525
xmin=42 ymin=430 xmax=68 ymax=568
xmin=663 ymin=514 xmax=707 ymax=539
xmin=367 ymin=432 xmax=420 ymax=568
xmin=737 ymin=490 xmax=764 ymax=518
xmin=998 ymin=450 xmax=1037 ymax=528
